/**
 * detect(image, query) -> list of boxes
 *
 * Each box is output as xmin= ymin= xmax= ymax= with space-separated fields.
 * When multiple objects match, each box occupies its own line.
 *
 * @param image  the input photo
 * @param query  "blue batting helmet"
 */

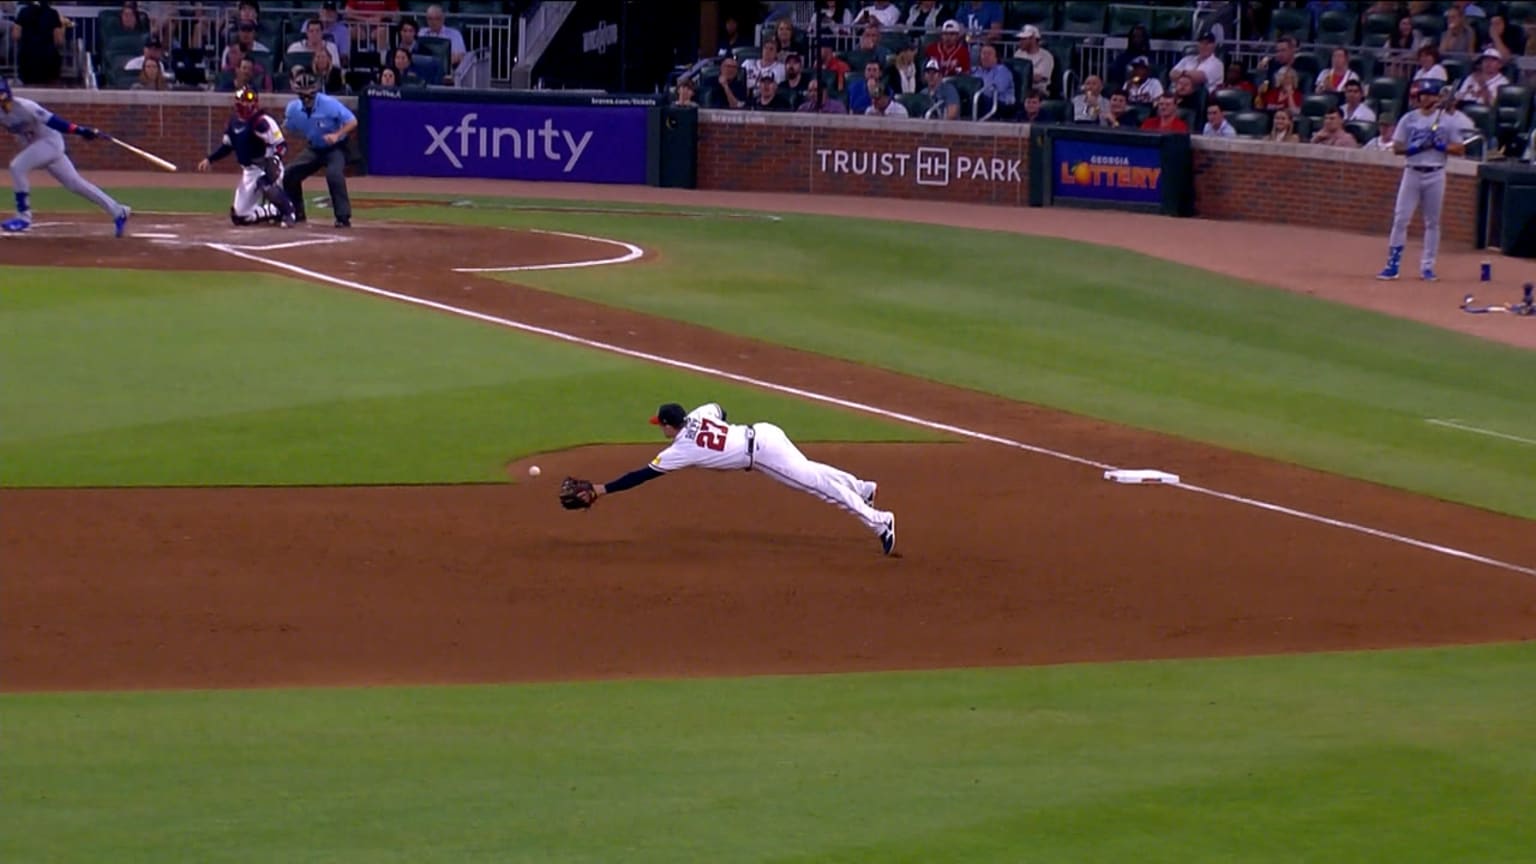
xmin=1417 ymin=79 xmax=1443 ymax=95
xmin=0 ymin=78 xmax=12 ymax=102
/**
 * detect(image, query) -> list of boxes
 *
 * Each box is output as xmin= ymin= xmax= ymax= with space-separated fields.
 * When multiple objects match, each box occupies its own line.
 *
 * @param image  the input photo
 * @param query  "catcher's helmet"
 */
xmin=234 ymin=86 xmax=260 ymax=119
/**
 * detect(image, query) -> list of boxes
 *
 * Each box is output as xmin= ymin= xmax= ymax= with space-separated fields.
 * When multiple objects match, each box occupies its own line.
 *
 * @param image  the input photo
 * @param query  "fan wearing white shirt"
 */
xmin=1124 ymin=56 xmax=1164 ymax=104
xmin=1365 ymin=116 xmax=1397 ymax=151
xmin=853 ymin=1 xmax=901 ymax=28
xmin=1202 ymin=103 xmax=1237 ymax=137
xmin=1340 ymin=80 xmax=1377 ymax=123
xmin=1170 ymin=33 xmax=1224 ymax=92
xmin=1454 ymin=47 xmax=1509 ymax=107
xmin=743 ymin=40 xmax=787 ymax=87
xmin=1411 ymin=45 xmax=1449 ymax=93
xmin=1313 ymin=47 xmax=1360 ymax=94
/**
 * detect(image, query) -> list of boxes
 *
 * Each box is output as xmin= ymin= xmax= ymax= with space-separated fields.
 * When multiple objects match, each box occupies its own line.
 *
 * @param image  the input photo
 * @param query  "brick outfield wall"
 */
xmin=0 ymin=92 xmax=350 ymax=174
xmin=696 ymin=111 xmax=1482 ymax=246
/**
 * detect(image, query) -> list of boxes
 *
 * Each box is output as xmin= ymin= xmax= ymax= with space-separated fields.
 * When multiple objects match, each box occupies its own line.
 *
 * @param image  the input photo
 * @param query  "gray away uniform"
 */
xmin=1 ymin=95 xmax=127 ymax=222
xmin=1387 ymin=107 xmax=1474 ymax=271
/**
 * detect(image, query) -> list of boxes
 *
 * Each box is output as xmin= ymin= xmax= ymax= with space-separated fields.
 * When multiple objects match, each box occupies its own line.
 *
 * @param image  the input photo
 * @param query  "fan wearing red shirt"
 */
xmin=348 ymin=0 xmax=399 ymax=49
xmin=1140 ymin=94 xmax=1189 ymax=133
xmin=924 ymin=19 xmax=970 ymax=75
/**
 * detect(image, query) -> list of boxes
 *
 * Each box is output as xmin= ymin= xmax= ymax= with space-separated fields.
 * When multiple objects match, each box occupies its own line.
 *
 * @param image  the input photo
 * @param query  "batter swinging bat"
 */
xmin=106 ymin=135 xmax=178 ymax=172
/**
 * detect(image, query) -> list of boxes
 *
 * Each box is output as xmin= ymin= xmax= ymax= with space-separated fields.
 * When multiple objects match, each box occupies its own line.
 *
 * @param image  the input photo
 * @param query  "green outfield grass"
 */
xmin=4 ymin=642 xmax=1534 ymax=863
xmin=39 ymin=187 xmax=1530 ymax=516
xmin=0 ymin=268 xmax=922 ymax=486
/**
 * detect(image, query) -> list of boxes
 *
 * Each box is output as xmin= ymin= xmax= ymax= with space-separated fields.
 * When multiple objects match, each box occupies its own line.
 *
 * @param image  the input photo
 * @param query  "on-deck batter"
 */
xmin=1377 ymin=79 xmax=1472 ymax=282
xmin=0 ymin=79 xmax=131 ymax=236
xmin=566 ymin=402 xmax=897 ymax=555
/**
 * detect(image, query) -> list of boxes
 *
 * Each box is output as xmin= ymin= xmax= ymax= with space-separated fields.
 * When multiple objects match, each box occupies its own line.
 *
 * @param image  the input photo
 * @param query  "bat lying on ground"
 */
xmin=102 ymin=134 xmax=178 ymax=172
xmin=1461 ymin=284 xmax=1536 ymax=316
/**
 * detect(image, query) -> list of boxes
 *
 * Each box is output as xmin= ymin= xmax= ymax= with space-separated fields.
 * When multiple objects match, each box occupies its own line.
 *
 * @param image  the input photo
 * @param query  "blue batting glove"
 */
xmin=1406 ymin=144 xmax=1421 ymax=156
xmin=1433 ymin=136 xmax=1447 ymax=152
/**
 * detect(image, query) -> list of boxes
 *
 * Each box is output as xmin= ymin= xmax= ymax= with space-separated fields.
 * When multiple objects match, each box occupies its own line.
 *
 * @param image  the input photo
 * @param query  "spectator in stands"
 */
xmin=712 ymin=56 xmax=748 ymax=108
xmin=1256 ymin=35 xmax=1298 ymax=88
xmin=310 ymin=46 xmax=347 ymax=94
xmin=744 ymin=39 xmax=786 ymax=88
xmin=780 ymin=52 xmax=808 ymax=102
xmin=671 ymin=77 xmax=698 ymax=108
xmin=1202 ymin=103 xmax=1237 ymax=137
xmin=320 ymin=1 xmax=350 ymax=63
xmin=926 ymin=20 xmax=970 ymax=75
xmin=962 ymin=1 xmax=1005 ymax=49
xmin=1259 ymin=66 xmax=1302 ymax=115
xmin=887 ymin=40 xmax=921 ymax=95
xmin=846 ymin=60 xmax=884 ymax=113
xmin=221 ymin=21 xmax=270 ymax=69
xmin=1109 ymin=23 xmax=1153 ymax=89
xmin=1385 ymin=15 xmax=1427 ymax=78
xmin=1101 ymin=90 xmax=1131 ymax=128
xmin=1141 ymin=93 xmax=1189 ymax=132
xmin=223 ymin=0 xmax=259 ymax=44
xmin=1171 ymin=32 xmax=1223 ymax=92
xmin=853 ymin=0 xmax=901 ymax=29
xmin=1341 ymin=80 xmax=1376 ymax=123
xmin=719 ymin=15 xmax=746 ymax=56
xmin=1124 ymin=56 xmax=1163 ymax=105
xmin=132 ymin=55 xmax=170 ymax=90
xmin=375 ymin=66 xmax=398 ymax=89
xmin=816 ymin=1 xmax=855 ymax=39
xmin=1309 ymin=107 xmax=1359 ymax=147
xmin=974 ymin=43 xmax=1015 ymax=116
xmin=1455 ymin=47 xmax=1508 ymax=106
xmin=1013 ymin=24 xmax=1052 ymax=94
xmin=1171 ymin=73 xmax=1203 ymax=113
xmin=796 ymin=78 xmax=848 ymax=113
xmin=749 ymin=75 xmax=792 ymax=112
xmin=288 ymin=19 xmax=343 ymax=69
xmin=348 ymin=0 xmax=400 ymax=52
xmin=1440 ymin=4 xmax=1479 ymax=55
xmin=1268 ymin=107 xmax=1300 ymax=142
xmin=1409 ymin=44 xmax=1449 ymax=96
xmin=1486 ymin=14 xmax=1524 ymax=60
xmin=921 ymin=58 xmax=962 ymax=119
xmin=1365 ymin=115 xmax=1397 ymax=150
xmin=1073 ymin=74 xmax=1110 ymax=123
xmin=903 ymin=0 xmax=944 ymax=32
xmin=1225 ymin=61 xmax=1256 ymax=98
xmin=125 ymin=34 xmax=165 ymax=72
xmin=817 ymin=44 xmax=852 ymax=90
xmin=867 ymin=84 xmax=909 ymax=117
xmin=118 ymin=1 xmax=148 ymax=34
xmin=772 ymin=18 xmax=806 ymax=58
xmin=421 ymin=4 xmax=466 ymax=70
xmin=1450 ymin=1 xmax=1487 ymax=19
xmin=854 ymin=24 xmax=890 ymax=65
xmin=1017 ymin=89 xmax=1048 ymax=123
xmin=223 ymin=53 xmax=271 ymax=92
xmin=389 ymin=46 xmax=424 ymax=86
xmin=1314 ymin=47 xmax=1359 ymax=94
xmin=12 ymin=0 xmax=65 ymax=85
xmin=394 ymin=18 xmax=421 ymax=56
xmin=1305 ymin=0 xmax=1348 ymax=30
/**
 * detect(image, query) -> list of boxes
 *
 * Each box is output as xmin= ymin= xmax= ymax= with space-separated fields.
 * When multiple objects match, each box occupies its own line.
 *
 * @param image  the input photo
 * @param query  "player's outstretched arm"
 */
xmin=596 ymin=465 xmax=665 ymax=497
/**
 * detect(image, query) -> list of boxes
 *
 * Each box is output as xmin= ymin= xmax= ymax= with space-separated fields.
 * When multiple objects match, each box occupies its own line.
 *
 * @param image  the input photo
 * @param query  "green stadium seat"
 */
xmin=1459 ymin=103 xmax=1497 ymax=142
xmin=1294 ymin=114 xmax=1316 ymax=139
xmin=1496 ymin=84 xmax=1532 ymax=136
xmin=1061 ymin=1 xmax=1105 ymax=35
xmin=1510 ymin=1 xmax=1536 ymax=26
xmin=1269 ymin=7 xmax=1310 ymax=41
xmin=1301 ymin=92 xmax=1339 ymax=118
xmin=732 ymin=46 xmax=760 ymax=61
xmin=1316 ymin=9 xmax=1356 ymax=45
xmin=1212 ymin=87 xmax=1251 ymax=113
xmin=1229 ymin=110 xmax=1270 ymax=137
xmin=1412 ymin=14 xmax=1445 ymax=42
xmin=417 ymin=36 xmax=453 ymax=79
xmin=1041 ymin=98 xmax=1070 ymax=123
xmin=1362 ymin=13 xmax=1396 ymax=48
xmin=1005 ymin=2 xmax=1055 ymax=30
xmin=1368 ymin=75 xmax=1407 ymax=112
xmin=1151 ymin=8 xmax=1191 ymax=40
xmin=1345 ymin=120 xmax=1376 ymax=146
xmin=1107 ymin=5 xmax=1152 ymax=36
xmin=1004 ymin=58 xmax=1034 ymax=98
xmin=945 ymin=75 xmax=983 ymax=116
xmin=1442 ymin=58 xmax=1469 ymax=87
xmin=898 ymin=92 xmax=932 ymax=117
xmin=1290 ymin=52 xmax=1322 ymax=92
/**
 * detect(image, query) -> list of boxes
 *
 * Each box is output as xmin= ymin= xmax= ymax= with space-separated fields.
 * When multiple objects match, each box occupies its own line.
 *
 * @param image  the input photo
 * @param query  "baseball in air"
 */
xmin=528 ymin=465 xmax=541 ymax=477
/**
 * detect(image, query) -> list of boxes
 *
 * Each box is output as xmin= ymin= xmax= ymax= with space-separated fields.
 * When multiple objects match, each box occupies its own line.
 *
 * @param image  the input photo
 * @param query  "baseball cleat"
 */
xmin=879 ymin=514 xmax=896 ymax=556
xmin=113 ymin=207 xmax=131 ymax=238
xmin=1420 ymin=268 xmax=1439 ymax=281
xmin=863 ymin=482 xmax=878 ymax=506
xmin=280 ymin=211 xmax=297 ymax=228
xmin=2 ymin=215 xmax=31 ymax=232
xmin=1375 ymin=264 xmax=1400 ymax=280
xmin=334 ymin=217 xmax=351 ymax=229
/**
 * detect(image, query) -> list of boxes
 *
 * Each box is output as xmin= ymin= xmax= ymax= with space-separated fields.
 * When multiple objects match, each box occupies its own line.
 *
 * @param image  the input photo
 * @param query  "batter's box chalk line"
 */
xmin=203 ymin=240 xmax=1536 ymax=581
xmin=452 ymin=228 xmax=644 ymax=273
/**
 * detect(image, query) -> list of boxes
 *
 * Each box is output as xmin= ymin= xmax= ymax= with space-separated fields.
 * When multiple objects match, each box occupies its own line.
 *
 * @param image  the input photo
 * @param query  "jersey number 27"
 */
xmin=695 ymin=418 xmax=728 ymax=452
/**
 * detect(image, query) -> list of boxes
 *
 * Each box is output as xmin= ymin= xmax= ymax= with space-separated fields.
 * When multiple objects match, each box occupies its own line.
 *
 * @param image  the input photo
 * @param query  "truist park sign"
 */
xmin=366 ymin=95 xmax=656 ymax=184
xmin=814 ymin=145 xmax=1023 ymax=187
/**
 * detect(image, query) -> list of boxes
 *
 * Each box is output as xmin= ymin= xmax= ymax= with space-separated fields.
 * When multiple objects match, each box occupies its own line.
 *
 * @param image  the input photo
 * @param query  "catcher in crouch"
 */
xmin=196 ymin=86 xmax=298 ymax=227
xmin=560 ymin=402 xmax=897 ymax=555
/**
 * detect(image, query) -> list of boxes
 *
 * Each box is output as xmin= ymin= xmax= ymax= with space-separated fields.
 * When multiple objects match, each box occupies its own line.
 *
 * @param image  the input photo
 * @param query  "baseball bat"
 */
xmin=107 ymin=136 xmax=178 ymax=172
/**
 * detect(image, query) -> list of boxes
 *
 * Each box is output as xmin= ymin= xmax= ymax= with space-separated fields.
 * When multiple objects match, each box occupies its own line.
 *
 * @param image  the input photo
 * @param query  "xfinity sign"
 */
xmin=815 ymin=146 xmax=1022 ymax=187
xmin=368 ymin=99 xmax=651 ymax=184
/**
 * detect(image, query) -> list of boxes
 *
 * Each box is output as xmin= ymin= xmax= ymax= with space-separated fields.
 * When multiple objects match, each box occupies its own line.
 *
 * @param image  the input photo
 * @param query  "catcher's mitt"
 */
xmin=559 ymin=477 xmax=598 ymax=510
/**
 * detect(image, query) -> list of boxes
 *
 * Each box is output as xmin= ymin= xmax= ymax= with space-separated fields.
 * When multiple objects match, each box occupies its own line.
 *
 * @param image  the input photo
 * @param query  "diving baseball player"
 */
xmin=195 ymin=87 xmax=298 ymax=227
xmin=559 ymin=402 xmax=898 ymax=555
xmin=1377 ymin=79 xmax=1473 ymax=281
xmin=0 ymin=79 xmax=131 ymax=236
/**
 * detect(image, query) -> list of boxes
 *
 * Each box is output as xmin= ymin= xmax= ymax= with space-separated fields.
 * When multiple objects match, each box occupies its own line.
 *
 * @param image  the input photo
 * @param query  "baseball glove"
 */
xmin=559 ymin=477 xmax=598 ymax=510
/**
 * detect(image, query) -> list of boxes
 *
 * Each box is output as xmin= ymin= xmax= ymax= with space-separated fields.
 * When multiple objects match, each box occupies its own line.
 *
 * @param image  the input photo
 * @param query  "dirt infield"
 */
xmin=4 ymin=205 xmax=1535 ymax=692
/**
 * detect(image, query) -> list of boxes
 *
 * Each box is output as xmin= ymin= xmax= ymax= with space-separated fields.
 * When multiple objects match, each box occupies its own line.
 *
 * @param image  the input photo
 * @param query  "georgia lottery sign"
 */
xmin=1051 ymin=138 xmax=1164 ymax=205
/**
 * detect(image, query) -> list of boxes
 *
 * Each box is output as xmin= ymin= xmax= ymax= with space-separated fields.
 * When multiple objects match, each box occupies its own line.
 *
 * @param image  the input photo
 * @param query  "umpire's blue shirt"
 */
xmin=284 ymin=93 xmax=355 ymax=150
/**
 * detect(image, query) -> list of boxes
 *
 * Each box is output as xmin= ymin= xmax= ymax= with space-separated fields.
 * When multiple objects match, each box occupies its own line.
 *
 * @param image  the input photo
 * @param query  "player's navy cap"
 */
xmin=650 ymin=403 xmax=687 ymax=427
xmin=1418 ymin=79 xmax=1443 ymax=95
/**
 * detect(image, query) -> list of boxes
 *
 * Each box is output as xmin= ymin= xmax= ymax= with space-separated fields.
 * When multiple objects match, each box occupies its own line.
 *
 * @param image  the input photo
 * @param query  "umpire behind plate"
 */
xmin=281 ymin=69 xmax=357 ymax=228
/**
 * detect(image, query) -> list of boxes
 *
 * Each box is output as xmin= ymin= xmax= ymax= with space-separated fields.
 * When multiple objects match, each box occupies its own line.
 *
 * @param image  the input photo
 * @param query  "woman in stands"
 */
xmin=1384 ymin=15 xmax=1427 ymax=78
xmin=1410 ymin=44 xmax=1449 ymax=94
xmin=132 ymin=55 xmax=170 ymax=90
xmin=1314 ymin=47 xmax=1359 ymax=94
xmin=1258 ymin=66 xmax=1302 ymax=115
xmin=310 ymin=46 xmax=348 ymax=94
xmin=1267 ymin=108 xmax=1300 ymax=143
xmin=1109 ymin=23 xmax=1153 ymax=90
xmin=390 ymin=47 xmax=424 ymax=87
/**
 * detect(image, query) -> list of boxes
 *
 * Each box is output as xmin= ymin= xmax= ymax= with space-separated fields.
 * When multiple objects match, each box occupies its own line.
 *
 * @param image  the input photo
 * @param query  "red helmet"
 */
xmin=234 ymin=86 xmax=259 ymax=120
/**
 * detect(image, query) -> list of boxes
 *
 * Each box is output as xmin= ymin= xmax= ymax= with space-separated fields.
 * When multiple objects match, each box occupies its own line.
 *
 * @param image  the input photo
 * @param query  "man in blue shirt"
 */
xmin=972 ymin=43 xmax=1014 ymax=118
xmin=281 ymin=70 xmax=358 ymax=227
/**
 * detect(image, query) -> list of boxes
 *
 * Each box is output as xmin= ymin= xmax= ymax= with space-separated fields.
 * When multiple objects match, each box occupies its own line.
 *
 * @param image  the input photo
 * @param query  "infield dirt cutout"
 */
xmin=5 ymin=214 xmax=1536 ymax=692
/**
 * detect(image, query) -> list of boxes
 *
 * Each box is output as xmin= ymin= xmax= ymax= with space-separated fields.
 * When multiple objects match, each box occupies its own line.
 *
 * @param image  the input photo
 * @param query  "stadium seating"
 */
xmin=1345 ymin=120 xmax=1376 ymax=146
xmin=1411 ymin=14 xmax=1445 ymax=42
xmin=1229 ymin=110 xmax=1270 ymax=138
xmin=1301 ymin=92 xmax=1338 ymax=120
xmin=1510 ymin=2 xmax=1536 ymax=26
xmin=1369 ymin=76 xmax=1408 ymax=115
xmin=1004 ymin=58 xmax=1034 ymax=100
xmin=1316 ymin=9 xmax=1356 ymax=46
xmin=897 ymin=92 xmax=932 ymax=118
xmin=1361 ymin=13 xmax=1396 ymax=48
xmin=1212 ymin=88 xmax=1251 ymax=114
xmin=1006 ymin=2 xmax=1055 ymax=30
xmin=1460 ymin=103 xmax=1497 ymax=145
xmin=1060 ymin=2 xmax=1105 ymax=36
xmin=1108 ymin=5 xmax=1152 ymax=36
xmin=1151 ymin=8 xmax=1191 ymax=41
xmin=1496 ymin=85 xmax=1533 ymax=146
xmin=418 ymin=36 xmax=454 ymax=79
xmin=1269 ymin=7 xmax=1310 ymax=41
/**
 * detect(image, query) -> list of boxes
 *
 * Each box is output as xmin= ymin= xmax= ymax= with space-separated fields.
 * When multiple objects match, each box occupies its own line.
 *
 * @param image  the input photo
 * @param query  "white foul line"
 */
xmin=225 ymin=236 xmax=351 ymax=253
xmin=1426 ymin=418 xmax=1536 ymax=447
xmin=451 ymin=228 xmax=644 ymax=273
xmin=205 ymin=242 xmax=1536 ymax=580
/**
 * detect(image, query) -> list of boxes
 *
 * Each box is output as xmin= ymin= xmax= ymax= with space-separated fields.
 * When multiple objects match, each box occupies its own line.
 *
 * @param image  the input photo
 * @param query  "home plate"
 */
xmin=133 ymin=232 xmax=178 ymax=239
xmin=1104 ymin=469 xmax=1181 ymax=485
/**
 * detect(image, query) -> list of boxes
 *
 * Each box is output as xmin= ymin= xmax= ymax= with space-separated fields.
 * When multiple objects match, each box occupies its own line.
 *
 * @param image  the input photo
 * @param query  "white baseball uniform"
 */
xmin=649 ymin=404 xmax=893 ymax=537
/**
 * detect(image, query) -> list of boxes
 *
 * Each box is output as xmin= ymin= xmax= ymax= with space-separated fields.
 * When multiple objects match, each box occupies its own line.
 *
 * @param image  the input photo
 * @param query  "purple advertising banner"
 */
xmin=367 ymin=98 xmax=650 ymax=183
